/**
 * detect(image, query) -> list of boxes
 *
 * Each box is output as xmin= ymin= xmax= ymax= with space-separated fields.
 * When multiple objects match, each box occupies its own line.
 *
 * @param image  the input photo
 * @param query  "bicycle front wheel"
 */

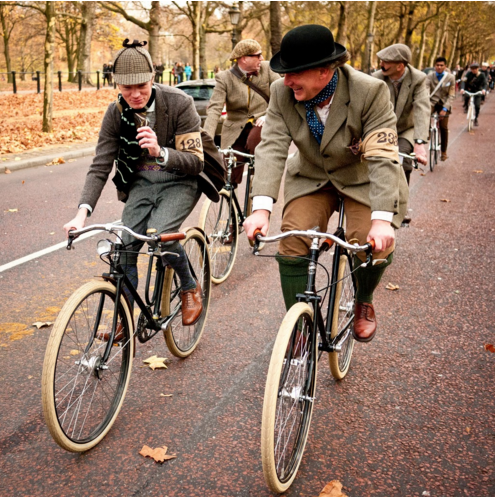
xmin=198 ymin=190 xmax=238 ymax=284
xmin=429 ymin=133 xmax=436 ymax=172
xmin=245 ymin=171 xmax=266 ymax=251
xmin=161 ymin=227 xmax=211 ymax=358
xmin=467 ymin=106 xmax=473 ymax=132
xmin=328 ymin=252 xmax=356 ymax=380
xmin=261 ymin=303 xmax=317 ymax=493
xmin=42 ymin=280 xmax=134 ymax=452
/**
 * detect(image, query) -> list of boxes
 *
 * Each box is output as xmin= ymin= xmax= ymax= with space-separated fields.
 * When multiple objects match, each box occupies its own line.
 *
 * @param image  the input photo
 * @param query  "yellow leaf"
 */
xmin=70 ymin=349 xmax=80 ymax=356
xmin=160 ymin=393 xmax=173 ymax=397
xmin=440 ymin=199 xmax=451 ymax=203
xmin=320 ymin=480 xmax=347 ymax=497
xmin=385 ymin=282 xmax=400 ymax=291
xmin=139 ymin=445 xmax=177 ymax=463
xmin=143 ymin=355 xmax=168 ymax=370
xmin=7 ymin=208 xmax=18 ymax=212
xmin=473 ymin=170 xmax=483 ymax=173
xmin=32 ymin=321 xmax=54 ymax=329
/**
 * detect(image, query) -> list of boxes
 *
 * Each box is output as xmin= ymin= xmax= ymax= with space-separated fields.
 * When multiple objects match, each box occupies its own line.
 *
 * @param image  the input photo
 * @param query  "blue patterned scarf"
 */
xmin=304 ymin=71 xmax=338 ymax=144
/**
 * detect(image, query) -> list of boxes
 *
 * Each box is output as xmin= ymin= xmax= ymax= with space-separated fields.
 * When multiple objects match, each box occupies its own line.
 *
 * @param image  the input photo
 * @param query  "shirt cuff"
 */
xmin=78 ymin=203 xmax=93 ymax=216
xmin=252 ymin=196 xmax=273 ymax=213
xmin=371 ymin=211 xmax=394 ymax=223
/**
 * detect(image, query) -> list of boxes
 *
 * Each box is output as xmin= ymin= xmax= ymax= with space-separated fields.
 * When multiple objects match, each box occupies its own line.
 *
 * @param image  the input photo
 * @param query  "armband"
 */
xmin=175 ymin=131 xmax=204 ymax=161
xmin=360 ymin=128 xmax=399 ymax=162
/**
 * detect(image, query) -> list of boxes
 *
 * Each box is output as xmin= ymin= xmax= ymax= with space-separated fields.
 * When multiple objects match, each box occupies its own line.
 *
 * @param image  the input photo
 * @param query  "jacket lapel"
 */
xmin=154 ymin=86 xmax=169 ymax=146
xmin=395 ymin=67 xmax=411 ymax=119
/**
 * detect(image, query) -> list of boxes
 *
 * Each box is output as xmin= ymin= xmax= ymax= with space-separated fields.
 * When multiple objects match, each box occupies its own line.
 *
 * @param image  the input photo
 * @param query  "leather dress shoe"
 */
xmin=97 ymin=322 xmax=124 ymax=343
xmin=441 ymin=153 xmax=448 ymax=161
xmin=474 ymin=118 xmax=479 ymax=126
xmin=181 ymin=280 xmax=203 ymax=325
xmin=352 ymin=302 xmax=377 ymax=343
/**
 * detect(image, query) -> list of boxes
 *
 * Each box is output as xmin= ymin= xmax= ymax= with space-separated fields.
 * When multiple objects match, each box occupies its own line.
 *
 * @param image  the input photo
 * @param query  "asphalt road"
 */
xmin=0 ymin=95 xmax=494 ymax=497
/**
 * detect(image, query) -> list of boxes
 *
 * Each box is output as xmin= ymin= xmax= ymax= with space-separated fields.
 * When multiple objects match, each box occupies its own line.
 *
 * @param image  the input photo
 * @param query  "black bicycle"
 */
xmin=199 ymin=147 xmax=262 ymax=284
xmin=253 ymin=200 xmax=374 ymax=493
xmin=41 ymin=223 xmax=211 ymax=452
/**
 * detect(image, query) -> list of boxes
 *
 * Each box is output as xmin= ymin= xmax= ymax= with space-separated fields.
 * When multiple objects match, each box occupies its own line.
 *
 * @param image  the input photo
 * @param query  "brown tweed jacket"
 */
xmin=203 ymin=61 xmax=280 ymax=148
xmin=252 ymin=64 xmax=409 ymax=229
xmin=373 ymin=64 xmax=430 ymax=144
xmin=426 ymin=71 xmax=456 ymax=111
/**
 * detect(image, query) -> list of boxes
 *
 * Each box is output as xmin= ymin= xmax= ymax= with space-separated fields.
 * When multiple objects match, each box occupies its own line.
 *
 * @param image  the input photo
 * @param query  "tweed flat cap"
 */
xmin=376 ymin=43 xmax=412 ymax=63
xmin=470 ymin=61 xmax=480 ymax=68
xmin=229 ymin=39 xmax=262 ymax=61
xmin=113 ymin=39 xmax=154 ymax=85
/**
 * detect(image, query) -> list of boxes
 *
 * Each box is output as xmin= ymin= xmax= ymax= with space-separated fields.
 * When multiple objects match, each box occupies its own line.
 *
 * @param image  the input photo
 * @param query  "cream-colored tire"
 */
xmin=42 ymin=280 xmax=134 ymax=452
xmin=261 ymin=303 xmax=316 ymax=493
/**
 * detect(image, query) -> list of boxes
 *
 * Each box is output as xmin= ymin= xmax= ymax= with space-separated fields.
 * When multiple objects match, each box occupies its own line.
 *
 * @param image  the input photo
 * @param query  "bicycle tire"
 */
xmin=42 ymin=280 xmax=134 ymax=452
xmin=261 ymin=303 xmax=317 ymax=493
xmin=434 ymin=128 xmax=439 ymax=166
xmin=328 ymin=252 xmax=356 ymax=380
xmin=429 ymin=132 xmax=436 ymax=172
xmin=198 ymin=190 xmax=238 ymax=284
xmin=161 ymin=227 xmax=211 ymax=358
xmin=467 ymin=106 xmax=473 ymax=132
xmin=245 ymin=171 xmax=267 ymax=251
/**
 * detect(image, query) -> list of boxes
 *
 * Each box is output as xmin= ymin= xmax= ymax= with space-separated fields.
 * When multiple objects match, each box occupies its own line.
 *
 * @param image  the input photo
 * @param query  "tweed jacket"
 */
xmin=252 ymin=64 xmax=409 ymax=229
xmin=426 ymin=71 xmax=455 ymax=111
xmin=203 ymin=61 xmax=280 ymax=148
xmin=79 ymin=84 xmax=211 ymax=211
xmin=373 ymin=64 xmax=430 ymax=144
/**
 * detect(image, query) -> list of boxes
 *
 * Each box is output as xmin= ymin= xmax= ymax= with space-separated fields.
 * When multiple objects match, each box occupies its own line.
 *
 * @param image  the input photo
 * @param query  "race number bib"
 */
xmin=361 ymin=128 xmax=399 ymax=162
xmin=175 ymin=132 xmax=204 ymax=162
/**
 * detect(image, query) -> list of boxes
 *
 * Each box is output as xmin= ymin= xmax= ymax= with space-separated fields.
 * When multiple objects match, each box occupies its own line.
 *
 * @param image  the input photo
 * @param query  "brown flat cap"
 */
xmin=229 ymin=39 xmax=262 ymax=61
xmin=376 ymin=43 xmax=412 ymax=64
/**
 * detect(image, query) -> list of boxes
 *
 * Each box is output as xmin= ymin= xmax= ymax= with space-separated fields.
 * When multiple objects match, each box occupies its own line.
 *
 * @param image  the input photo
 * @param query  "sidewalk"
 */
xmin=1 ymin=141 xmax=97 ymax=173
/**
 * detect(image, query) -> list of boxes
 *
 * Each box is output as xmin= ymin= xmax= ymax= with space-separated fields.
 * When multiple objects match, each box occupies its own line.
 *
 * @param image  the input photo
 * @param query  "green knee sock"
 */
xmin=276 ymin=253 xmax=310 ymax=311
xmin=353 ymin=252 xmax=394 ymax=303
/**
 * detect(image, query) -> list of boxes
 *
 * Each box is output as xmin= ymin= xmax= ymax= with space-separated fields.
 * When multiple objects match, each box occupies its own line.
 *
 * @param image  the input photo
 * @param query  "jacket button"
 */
xmin=316 ymin=183 xmax=321 ymax=187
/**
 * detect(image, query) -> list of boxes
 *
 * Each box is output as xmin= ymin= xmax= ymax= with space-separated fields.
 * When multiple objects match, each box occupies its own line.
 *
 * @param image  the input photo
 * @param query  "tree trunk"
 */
xmin=437 ymin=14 xmax=449 ymax=56
xmin=199 ymin=23 xmax=207 ymax=79
xmin=447 ymin=25 xmax=459 ymax=68
xmin=335 ymin=1 xmax=348 ymax=45
xmin=416 ymin=22 xmax=428 ymax=70
xmin=428 ymin=17 xmax=442 ymax=68
xmin=191 ymin=1 xmax=201 ymax=79
xmin=363 ymin=1 xmax=377 ymax=74
xmin=42 ymin=2 xmax=55 ymax=133
xmin=394 ymin=3 xmax=406 ymax=44
xmin=269 ymin=1 xmax=282 ymax=56
xmin=148 ymin=1 xmax=161 ymax=64
xmin=0 ymin=6 xmax=13 ymax=83
xmin=77 ymin=2 xmax=95 ymax=85
xmin=404 ymin=3 xmax=417 ymax=47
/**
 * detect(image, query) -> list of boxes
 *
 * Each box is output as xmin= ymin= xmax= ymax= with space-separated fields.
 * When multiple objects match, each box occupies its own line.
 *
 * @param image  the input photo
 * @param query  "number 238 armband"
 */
xmin=175 ymin=131 xmax=204 ymax=162
xmin=360 ymin=128 xmax=399 ymax=162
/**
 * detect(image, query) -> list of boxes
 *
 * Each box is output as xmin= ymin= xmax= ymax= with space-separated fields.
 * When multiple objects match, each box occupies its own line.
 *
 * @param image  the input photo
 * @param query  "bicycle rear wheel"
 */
xmin=198 ymin=190 xmax=238 ymax=284
xmin=328 ymin=252 xmax=356 ymax=380
xmin=42 ymin=280 xmax=134 ymax=452
xmin=261 ymin=303 xmax=317 ymax=493
xmin=161 ymin=227 xmax=211 ymax=358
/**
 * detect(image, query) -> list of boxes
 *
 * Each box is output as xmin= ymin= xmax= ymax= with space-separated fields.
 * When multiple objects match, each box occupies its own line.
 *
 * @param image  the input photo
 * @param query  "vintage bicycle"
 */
xmin=252 ymin=199 xmax=375 ymax=493
xmin=428 ymin=112 xmax=441 ymax=172
xmin=41 ymin=223 xmax=211 ymax=452
xmin=464 ymin=90 xmax=484 ymax=132
xmin=198 ymin=147 xmax=260 ymax=284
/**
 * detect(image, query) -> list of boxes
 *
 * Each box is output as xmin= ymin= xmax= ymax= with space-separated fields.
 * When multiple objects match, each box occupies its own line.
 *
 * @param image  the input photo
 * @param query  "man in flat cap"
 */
xmin=461 ymin=62 xmax=487 ymax=126
xmin=373 ymin=43 xmax=429 ymax=224
xmin=244 ymin=25 xmax=409 ymax=343
xmin=204 ymin=39 xmax=280 ymax=185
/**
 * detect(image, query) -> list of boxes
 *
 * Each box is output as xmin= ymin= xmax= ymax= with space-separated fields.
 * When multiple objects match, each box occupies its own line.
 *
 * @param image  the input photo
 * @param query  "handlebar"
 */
xmin=398 ymin=151 xmax=419 ymax=169
xmin=67 ymin=223 xmax=186 ymax=250
xmin=464 ymin=91 xmax=484 ymax=96
xmin=218 ymin=147 xmax=255 ymax=160
xmin=252 ymin=228 xmax=374 ymax=255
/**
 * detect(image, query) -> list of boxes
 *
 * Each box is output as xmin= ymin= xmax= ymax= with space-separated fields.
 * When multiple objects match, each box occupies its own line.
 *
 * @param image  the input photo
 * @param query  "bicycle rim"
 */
xmin=41 ymin=281 xmax=134 ymax=452
xmin=162 ymin=228 xmax=211 ymax=357
xmin=261 ymin=303 xmax=317 ymax=493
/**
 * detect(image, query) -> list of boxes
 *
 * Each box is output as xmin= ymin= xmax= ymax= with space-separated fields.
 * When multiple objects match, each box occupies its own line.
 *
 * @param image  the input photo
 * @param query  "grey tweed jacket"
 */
xmin=79 ymin=83 xmax=204 ymax=211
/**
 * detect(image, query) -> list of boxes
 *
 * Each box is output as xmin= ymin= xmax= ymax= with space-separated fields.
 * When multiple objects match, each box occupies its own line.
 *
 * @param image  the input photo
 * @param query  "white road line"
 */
xmin=0 ymin=220 xmax=121 ymax=274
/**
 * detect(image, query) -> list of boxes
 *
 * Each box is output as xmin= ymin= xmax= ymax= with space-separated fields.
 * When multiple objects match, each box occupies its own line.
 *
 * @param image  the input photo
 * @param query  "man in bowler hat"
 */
xmin=244 ymin=25 xmax=409 ymax=343
xmin=373 ymin=44 xmax=430 ymax=186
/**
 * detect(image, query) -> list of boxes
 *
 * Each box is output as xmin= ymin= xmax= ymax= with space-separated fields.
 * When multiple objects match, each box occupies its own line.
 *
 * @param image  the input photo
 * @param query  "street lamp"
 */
xmin=228 ymin=4 xmax=240 ymax=50
xmin=367 ymin=32 xmax=374 ymax=75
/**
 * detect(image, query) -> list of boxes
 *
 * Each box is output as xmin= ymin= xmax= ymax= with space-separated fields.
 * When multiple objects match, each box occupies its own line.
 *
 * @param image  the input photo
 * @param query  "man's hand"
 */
xmin=243 ymin=210 xmax=270 ymax=240
xmin=482 ymin=90 xmax=486 ymax=95
xmin=136 ymin=126 xmax=160 ymax=157
xmin=255 ymin=116 xmax=266 ymax=127
xmin=63 ymin=207 xmax=89 ymax=238
xmin=460 ymin=89 xmax=465 ymax=95
xmin=439 ymin=109 xmax=448 ymax=118
xmin=413 ymin=143 xmax=427 ymax=165
xmin=367 ymin=219 xmax=395 ymax=252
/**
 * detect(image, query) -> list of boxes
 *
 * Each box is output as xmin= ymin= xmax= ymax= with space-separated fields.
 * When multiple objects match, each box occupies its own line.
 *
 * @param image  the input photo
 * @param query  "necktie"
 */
xmin=392 ymin=80 xmax=401 ymax=97
xmin=304 ymin=71 xmax=338 ymax=144
xmin=247 ymin=71 xmax=259 ymax=78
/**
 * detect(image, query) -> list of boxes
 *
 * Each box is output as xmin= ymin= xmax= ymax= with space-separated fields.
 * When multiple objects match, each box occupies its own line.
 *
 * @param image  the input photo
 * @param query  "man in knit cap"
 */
xmin=204 ymin=39 xmax=280 ymax=185
xmin=64 ymin=39 xmax=206 ymax=330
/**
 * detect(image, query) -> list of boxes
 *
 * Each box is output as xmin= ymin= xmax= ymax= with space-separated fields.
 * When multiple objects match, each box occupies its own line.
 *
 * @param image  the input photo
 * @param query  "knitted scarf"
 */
xmin=304 ymin=71 xmax=338 ymax=144
xmin=112 ymin=86 xmax=156 ymax=193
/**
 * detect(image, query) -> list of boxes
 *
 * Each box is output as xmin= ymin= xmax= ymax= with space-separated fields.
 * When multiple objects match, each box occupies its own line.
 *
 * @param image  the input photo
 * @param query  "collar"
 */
xmin=436 ymin=72 xmax=445 ymax=80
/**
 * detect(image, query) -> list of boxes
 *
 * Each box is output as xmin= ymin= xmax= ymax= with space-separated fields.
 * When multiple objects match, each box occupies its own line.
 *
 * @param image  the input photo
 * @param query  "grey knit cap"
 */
xmin=229 ymin=39 xmax=262 ymax=61
xmin=113 ymin=39 xmax=154 ymax=85
xmin=376 ymin=43 xmax=412 ymax=63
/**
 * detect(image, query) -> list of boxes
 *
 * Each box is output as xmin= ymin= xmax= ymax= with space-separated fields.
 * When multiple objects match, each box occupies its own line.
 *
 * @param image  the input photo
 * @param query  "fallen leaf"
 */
xmin=5 ymin=168 xmax=11 ymax=174
xmin=22 ymin=180 xmax=25 ymax=184
xmin=385 ymin=282 xmax=400 ymax=291
xmin=440 ymin=199 xmax=451 ymax=203
xmin=32 ymin=321 xmax=53 ymax=329
xmin=465 ymin=427 xmax=471 ymax=434
xmin=49 ymin=232 xmax=55 ymax=235
xmin=473 ymin=170 xmax=483 ymax=173
xmin=484 ymin=344 xmax=495 ymax=353
xmin=7 ymin=208 xmax=18 ymax=212
xmin=139 ymin=445 xmax=177 ymax=463
xmin=160 ymin=393 xmax=173 ymax=397
xmin=46 ymin=157 xmax=66 ymax=166
xmin=143 ymin=355 xmax=168 ymax=370
xmin=320 ymin=480 xmax=347 ymax=497
xmin=70 ymin=349 xmax=80 ymax=355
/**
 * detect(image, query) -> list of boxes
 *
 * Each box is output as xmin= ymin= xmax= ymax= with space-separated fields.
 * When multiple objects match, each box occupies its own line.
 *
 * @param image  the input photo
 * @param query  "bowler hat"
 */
xmin=376 ymin=44 xmax=411 ymax=64
xmin=270 ymin=25 xmax=347 ymax=74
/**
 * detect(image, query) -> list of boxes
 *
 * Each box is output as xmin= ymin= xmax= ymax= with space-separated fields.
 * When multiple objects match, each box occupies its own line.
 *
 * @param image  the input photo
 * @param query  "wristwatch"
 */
xmin=155 ymin=147 xmax=168 ymax=166
xmin=415 ymin=139 xmax=426 ymax=144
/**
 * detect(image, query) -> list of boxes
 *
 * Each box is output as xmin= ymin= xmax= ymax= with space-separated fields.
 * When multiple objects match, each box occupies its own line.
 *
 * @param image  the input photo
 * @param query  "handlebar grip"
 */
xmin=159 ymin=232 xmax=186 ymax=242
xmin=368 ymin=239 xmax=375 ymax=251
xmin=252 ymin=229 xmax=263 ymax=254
xmin=253 ymin=229 xmax=263 ymax=240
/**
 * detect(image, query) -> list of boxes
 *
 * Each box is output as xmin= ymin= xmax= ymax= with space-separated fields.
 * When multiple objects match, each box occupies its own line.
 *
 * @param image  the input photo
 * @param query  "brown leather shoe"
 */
xmin=181 ymin=280 xmax=203 ymax=325
xmin=352 ymin=302 xmax=377 ymax=343
xmin=97 ymin=322 xmax=124 ymax=343
xmin=440 ymin=153 xmax=448 ymax=161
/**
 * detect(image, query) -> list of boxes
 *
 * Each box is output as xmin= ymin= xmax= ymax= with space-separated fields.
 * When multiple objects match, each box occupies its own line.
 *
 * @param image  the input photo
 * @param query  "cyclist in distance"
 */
xmin=204 ymin=39 xmax=280 ymax=186
xmin=461 ymin=62 xmax=487 ymax=126
xmin=63 ymin=39 xmax=207 ymax=328
xmin=426 ymin=57 xmax=456 ymax=161
xmin=243 ymin=25 xmax=409 ymax=343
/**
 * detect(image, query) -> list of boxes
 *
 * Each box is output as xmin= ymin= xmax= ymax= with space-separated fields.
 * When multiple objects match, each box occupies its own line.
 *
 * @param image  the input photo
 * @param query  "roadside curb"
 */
xmin=2 ymin=144 xmax=97 ymax=173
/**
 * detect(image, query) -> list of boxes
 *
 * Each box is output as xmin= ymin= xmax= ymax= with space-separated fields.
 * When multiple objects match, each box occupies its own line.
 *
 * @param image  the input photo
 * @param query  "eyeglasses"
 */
xmin=245 ymin=53 xmax=263 ymax=59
